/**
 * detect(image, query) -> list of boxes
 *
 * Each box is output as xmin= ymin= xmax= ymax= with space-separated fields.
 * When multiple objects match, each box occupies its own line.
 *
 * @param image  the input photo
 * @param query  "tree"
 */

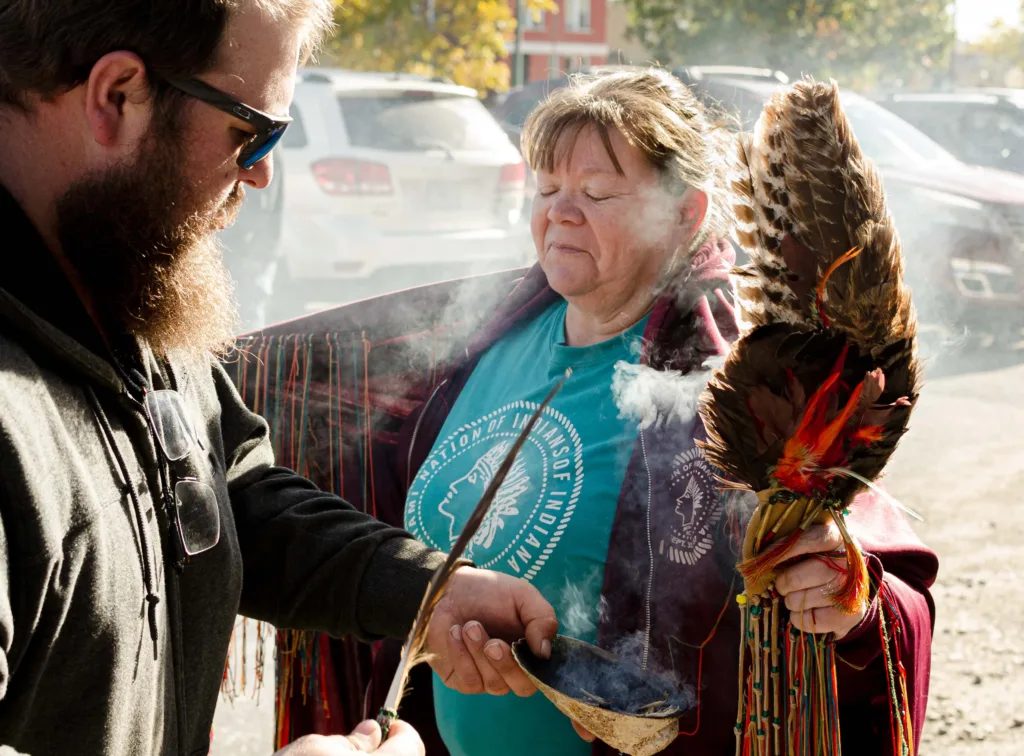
xmin=621 ymin=0 xmax=955 ymax=90
xmin=962 ymin=4 xmax=1024 ymax=88
xmin=323 ymin=0 xmax=556 ymax=93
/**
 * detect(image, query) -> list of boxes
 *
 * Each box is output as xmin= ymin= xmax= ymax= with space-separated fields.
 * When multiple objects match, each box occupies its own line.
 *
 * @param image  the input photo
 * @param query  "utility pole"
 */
xmin=514 ymin=0 xmax=526 ymax=87
xmin=949 ymin=0 xmax=958 ymax=90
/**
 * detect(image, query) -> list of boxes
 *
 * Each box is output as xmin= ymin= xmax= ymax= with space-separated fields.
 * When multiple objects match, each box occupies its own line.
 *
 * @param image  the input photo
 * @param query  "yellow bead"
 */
xmin=736 ymin=593 xmax=748 ymax=605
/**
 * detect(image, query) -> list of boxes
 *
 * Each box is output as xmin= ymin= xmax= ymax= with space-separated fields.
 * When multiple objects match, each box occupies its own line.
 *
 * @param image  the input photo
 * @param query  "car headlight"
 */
xmin=949 ymin=258 xmax=1021 ymax=300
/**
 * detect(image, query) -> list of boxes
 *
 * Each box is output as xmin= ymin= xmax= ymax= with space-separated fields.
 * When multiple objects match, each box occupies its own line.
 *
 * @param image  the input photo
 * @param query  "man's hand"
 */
xmin=272 ymin=720 xmax=424 ymax=755
xmin=426 ymin=567 xmax=558 ymax=697
xmin=774 ymin=520 xmax=868 ymax=640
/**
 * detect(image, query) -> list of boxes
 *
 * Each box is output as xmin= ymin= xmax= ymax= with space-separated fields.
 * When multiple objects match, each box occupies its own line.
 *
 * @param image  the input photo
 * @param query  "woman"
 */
xmin=370 ymin=69 xmax=936 ymax=755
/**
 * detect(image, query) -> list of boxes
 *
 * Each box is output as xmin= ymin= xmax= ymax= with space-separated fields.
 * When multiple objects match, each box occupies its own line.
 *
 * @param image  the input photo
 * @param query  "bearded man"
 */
xmin=0 ymin=2 xmax=557 ymax=755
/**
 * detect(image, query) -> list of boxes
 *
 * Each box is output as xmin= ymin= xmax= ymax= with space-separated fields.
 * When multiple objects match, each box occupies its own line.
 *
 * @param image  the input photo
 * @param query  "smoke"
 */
xmin=548 ymin=631 xmax=696 ymax=717
xmin=611 ymin=355 xmax=724 ymax=431
xmin=559 ymin=571 xmax=608 ymax=639
xmin=554 ymin=571 xmax=695 ymax=717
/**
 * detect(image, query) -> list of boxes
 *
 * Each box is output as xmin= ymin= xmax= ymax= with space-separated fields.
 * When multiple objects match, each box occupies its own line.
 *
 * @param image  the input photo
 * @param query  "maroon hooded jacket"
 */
xmin=359 ymin=240 xmax=937 ymax=755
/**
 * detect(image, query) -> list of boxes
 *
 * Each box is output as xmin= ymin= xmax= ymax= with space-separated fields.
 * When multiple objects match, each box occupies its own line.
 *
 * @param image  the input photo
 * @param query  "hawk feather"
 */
xmin=729 ymin=79 xmax=917 ymax=352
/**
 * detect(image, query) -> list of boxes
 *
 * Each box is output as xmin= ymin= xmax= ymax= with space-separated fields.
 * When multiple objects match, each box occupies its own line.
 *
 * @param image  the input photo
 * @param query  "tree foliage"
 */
xmin=963 ymin=4 xmax=1024 ymax=87
xmin=323 ymin=0 xmax=556 ymax=93
xmin=621 ymin=0 xmax=955 ymax=89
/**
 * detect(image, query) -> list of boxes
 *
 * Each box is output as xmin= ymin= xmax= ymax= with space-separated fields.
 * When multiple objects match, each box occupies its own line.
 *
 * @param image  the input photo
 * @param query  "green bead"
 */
xmin=753 ymin=682 xmax=763 ymax=690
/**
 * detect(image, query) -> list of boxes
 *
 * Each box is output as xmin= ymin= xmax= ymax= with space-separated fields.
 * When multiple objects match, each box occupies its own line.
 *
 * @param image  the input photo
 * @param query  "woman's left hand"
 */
xmin=426 ymin=567 xmax=558 ymax=697
xmin=774 ymin=519 xmax=869 ymax=640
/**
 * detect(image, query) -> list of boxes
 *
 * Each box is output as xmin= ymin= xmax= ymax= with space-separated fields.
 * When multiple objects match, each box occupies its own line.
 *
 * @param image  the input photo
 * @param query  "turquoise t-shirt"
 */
xmin=404 ymin=300 xmax=647 ymax=756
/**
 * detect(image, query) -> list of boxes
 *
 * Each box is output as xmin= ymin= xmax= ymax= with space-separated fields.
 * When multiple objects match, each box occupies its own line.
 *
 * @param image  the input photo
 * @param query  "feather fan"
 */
xmin=378 ymin=375 xmax=568 ymax=739
xmin=701 ymin=78 xmax=920 ymax=756
xmin=707 ymin=77 xmax=919 ymax=516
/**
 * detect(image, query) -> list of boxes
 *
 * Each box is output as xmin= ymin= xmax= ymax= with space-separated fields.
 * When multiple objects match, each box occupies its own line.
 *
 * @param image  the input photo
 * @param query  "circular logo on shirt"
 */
xmin=406 ymin=400 xmax=583 ymax=582
xmin=660 ymin=446 xmax=722 ymax=566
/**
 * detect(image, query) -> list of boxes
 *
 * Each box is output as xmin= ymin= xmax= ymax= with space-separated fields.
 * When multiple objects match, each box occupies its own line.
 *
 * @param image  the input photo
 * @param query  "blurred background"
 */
xmin=213 ymin=1 xmax=1024 ymax=753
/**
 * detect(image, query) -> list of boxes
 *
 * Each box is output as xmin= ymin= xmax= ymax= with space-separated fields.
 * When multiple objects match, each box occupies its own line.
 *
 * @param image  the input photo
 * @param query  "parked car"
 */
xmin=219 ymin=150 xmax=285 ymax=332
xmin=274 ymin=68 xmax=533 ymax=319
xmin=490 ymin=67 xmax=1024 ymax=351
xmin=683 ymin=70 xmax=1024 ymax=350
xmin=489 ymin=77 xmax=569 ymax=149
xmin=874 ymin=90 xmax=1024 ymax=175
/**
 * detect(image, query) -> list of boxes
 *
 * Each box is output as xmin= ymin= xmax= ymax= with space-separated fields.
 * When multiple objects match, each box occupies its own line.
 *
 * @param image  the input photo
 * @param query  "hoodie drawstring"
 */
xmin=86 ymin=386 xmax=161 ymax=649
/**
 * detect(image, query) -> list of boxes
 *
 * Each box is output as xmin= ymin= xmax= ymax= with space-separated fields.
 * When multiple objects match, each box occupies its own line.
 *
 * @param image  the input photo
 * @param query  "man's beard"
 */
xmin=55 ymin=128 xmax=243 ymax=360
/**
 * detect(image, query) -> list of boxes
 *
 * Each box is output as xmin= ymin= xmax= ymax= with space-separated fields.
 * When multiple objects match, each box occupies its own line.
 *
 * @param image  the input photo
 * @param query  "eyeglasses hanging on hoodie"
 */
xmin=143 ymin=389 xmax=221 ymax=560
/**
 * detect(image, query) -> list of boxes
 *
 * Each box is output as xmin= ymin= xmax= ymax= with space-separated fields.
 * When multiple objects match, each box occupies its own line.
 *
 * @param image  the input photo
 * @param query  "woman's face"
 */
xmin=531 ymin=125 xmax=705 ymax=309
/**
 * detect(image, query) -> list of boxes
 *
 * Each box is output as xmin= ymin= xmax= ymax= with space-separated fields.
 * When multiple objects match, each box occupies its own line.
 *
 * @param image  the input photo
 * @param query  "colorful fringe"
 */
xmin=222 ymin=319 xmax=463 ymax=749
xmin=734 ymin=584 xmax=913 ymax=756
xmin=735 ymin=594 xmax=842 ymax=756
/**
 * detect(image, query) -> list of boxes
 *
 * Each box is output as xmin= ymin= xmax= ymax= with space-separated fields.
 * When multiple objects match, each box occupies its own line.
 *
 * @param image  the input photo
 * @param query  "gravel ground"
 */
xmin=211 ymin=355 xmax=1024 ymax=755
xmin=210 ymin=628 xmax=275 ymax=755
xmin=885 ymin=357 xmax=1024 ymax=755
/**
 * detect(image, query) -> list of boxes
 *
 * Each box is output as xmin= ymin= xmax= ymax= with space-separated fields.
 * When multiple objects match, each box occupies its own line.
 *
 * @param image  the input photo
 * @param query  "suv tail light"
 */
xmin=498 ymin=162 xmax=526 ymax=190
xmin=312 ymin=158 xmax=393 ymax=196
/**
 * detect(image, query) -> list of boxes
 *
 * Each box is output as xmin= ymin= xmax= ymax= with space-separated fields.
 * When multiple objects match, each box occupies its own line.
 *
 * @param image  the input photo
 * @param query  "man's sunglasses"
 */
xmin=164 ymin=77 xmax=291 ymax=169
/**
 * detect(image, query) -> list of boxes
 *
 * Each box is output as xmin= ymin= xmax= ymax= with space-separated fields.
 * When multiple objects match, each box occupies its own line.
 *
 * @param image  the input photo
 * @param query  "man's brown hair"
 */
xmin=521 ymin=68 xmax=734 ymax=254
xmin=0 ymin=0 xmax=334 ymax=110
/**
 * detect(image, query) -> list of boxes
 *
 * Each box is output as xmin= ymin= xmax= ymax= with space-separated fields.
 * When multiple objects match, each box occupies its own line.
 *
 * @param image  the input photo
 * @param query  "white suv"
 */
xmin=275 ymin=68 xmax=533 ymax=314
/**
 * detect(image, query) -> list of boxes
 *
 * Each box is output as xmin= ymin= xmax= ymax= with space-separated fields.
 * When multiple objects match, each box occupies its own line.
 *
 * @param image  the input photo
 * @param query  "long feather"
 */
xmin=730 ymin=78 xmax=917 ymax=352
xmin=378 ymin=373 xmax=569 ymax=738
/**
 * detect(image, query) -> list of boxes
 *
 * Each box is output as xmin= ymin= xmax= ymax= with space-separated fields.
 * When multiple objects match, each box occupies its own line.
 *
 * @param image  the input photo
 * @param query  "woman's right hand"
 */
xmin=271 ymin=720 xmax=425 ymax=755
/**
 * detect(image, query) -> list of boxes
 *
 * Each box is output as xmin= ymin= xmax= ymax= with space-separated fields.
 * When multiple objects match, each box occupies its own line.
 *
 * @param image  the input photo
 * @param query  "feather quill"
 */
xmin=378 ymin=374 xmax=568 ymax=738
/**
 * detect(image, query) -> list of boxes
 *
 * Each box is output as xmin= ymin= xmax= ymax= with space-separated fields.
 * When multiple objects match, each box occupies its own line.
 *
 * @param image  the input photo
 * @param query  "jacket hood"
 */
xmin=0 ymin=184 xmax=125 ymax=392
xmin=0 ymin=291 xmax=123 ymax=391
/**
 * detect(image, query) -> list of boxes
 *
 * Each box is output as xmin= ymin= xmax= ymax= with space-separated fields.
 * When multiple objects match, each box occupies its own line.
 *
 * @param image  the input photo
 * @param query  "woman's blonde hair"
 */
xmin=520 ymin=67 xmax=733 ymax=255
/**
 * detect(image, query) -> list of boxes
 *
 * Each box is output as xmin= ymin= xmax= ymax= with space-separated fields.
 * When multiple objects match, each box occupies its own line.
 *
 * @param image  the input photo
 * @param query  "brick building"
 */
xmin=509 ymin=0 xmax=609 ymax=82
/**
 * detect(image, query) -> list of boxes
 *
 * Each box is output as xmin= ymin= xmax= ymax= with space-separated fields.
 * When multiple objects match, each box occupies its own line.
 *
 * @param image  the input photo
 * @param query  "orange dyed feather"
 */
xmin=815 ymin=247 xmax=863 ymax=327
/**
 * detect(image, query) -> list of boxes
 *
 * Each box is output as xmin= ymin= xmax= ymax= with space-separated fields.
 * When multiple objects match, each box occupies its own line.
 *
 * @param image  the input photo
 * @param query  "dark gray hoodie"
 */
xmin=0 ymin=185 xmax=444 ymax=755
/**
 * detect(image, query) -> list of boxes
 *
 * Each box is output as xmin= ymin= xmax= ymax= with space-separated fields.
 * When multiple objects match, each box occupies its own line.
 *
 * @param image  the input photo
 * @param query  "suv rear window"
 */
xmin=338 ymin=90 xmax=512 ymax=152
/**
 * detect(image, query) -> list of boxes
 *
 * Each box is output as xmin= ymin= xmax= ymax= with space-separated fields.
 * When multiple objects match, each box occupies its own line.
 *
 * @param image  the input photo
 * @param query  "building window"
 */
xmin=563 ymin=56 xmax=591 ymax=73
xmin=523 ymin=9 xmax=545 ymax=30
xmin=564 ymin=0 xmax=591 ymax=32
